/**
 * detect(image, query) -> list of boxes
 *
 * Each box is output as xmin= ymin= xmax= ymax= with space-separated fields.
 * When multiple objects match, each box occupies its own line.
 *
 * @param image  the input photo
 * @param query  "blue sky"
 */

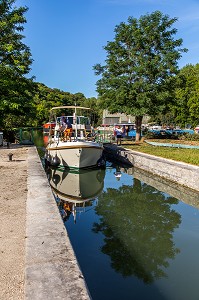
xmin=16 ymin=0 xmax=199 ymax=98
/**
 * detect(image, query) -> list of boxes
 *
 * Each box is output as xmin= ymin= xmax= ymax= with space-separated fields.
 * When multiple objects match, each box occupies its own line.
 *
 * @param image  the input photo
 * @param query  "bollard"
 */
xmin=8 ymin=153 xmax=13 ymax=161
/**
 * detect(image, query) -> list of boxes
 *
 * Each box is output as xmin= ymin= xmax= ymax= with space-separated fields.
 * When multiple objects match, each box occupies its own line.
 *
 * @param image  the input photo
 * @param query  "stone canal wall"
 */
xmin=131 ymin=168 xmax=199 ymax=209
xmin=104 ymin=144 xmax=199 ymax=191
xmin=25 ymin=147 xmax=90 ymax=300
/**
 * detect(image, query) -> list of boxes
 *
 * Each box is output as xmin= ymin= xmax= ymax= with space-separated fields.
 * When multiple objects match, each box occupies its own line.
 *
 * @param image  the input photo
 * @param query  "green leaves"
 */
xmin=94 ymin=11 xmax=187 ymax=124
xmin=0 ymin=0 xmax=34 ymax=130
xmin=174 ymin=64 xmax=199 ymax=127
xmin=0 ymin=0 xmax=32 ymax=75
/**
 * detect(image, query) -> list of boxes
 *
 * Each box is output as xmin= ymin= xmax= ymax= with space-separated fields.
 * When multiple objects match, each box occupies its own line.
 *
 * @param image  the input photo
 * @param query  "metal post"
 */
xmin=8 ymin=153 xmax=13 ymax=161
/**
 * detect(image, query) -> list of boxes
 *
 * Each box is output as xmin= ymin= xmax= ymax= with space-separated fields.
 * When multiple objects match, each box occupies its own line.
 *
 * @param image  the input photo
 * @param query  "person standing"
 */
xmin=64 ymin=118 xmax=73 ymax=142
xmin=114 ymin=126 xmax=123 ymax=145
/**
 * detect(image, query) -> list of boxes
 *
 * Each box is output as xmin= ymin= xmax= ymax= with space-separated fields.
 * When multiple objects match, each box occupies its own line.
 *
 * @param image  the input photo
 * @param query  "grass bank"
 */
xmin=122 ymin=139 xmax=199 ymax=166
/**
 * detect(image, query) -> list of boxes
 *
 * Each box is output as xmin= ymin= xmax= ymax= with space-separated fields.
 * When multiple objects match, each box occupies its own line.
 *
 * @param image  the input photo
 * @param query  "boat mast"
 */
xmin=74 ymin=103 xmax=77 ymax=140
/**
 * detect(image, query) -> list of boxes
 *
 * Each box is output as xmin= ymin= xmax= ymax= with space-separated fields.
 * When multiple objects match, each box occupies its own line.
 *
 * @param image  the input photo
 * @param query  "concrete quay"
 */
xmin=26 ymin=147 xmax=90 ymax=299
xmin=104 ymin=143 xmax=199 ymax=192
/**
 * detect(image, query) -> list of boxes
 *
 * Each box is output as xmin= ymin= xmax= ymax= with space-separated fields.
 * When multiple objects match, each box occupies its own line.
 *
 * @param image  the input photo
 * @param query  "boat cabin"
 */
xmin=52 ymin=115 xmax=93 ymax=140
xmin=56 ymin=115 xmax=91 ymax=130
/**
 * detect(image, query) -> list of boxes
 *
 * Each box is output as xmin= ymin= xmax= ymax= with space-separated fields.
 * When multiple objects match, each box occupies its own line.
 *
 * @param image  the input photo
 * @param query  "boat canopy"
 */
xmin=50 ymin=106 xmax=91 ymax=111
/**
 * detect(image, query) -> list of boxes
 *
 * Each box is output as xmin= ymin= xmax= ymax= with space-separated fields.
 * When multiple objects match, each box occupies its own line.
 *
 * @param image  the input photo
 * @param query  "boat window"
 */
xmin=56 ymin=116 xmax=73 ymax=124
xmin=56 ymin=116 xmax=89 ymax=125
xmin=67 ymin=117 xmax=73 ymax=124
xmin=79 ymin=117 xmax=90 ymax=125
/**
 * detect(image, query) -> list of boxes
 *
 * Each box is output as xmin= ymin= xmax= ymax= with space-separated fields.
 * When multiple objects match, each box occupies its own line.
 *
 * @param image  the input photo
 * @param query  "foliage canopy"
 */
xmin=94 ymin=11 xmax=187 ymax=140
xmin=0 ymin=0 xmax=34 ymax=130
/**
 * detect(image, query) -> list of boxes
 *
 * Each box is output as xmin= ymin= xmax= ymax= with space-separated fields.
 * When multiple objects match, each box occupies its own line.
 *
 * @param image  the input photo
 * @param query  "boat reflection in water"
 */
xmin=47 ymin=167 xmax=105 ymax=223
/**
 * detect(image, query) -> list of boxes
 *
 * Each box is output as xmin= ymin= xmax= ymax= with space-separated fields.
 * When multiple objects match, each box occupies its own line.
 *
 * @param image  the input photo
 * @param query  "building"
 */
xmin=102 ymin=109 xmax=150 ymax=125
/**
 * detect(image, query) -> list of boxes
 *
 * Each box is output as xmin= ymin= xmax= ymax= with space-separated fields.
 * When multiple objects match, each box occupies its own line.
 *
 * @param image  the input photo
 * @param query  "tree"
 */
xmin=30 ymin=83 xmax=96 ymax=127
xmin=93 ymin=11 xmax=187 ymax=141
xmin=0 ymin=0 xmax=32 ymax=75
xmin=0 ymin=0 xmax=34 ymax=131
xmin=173 ymin=64 xmax=199 ymax=127
xmin=80 ymin=96 xmax=101 ymax=125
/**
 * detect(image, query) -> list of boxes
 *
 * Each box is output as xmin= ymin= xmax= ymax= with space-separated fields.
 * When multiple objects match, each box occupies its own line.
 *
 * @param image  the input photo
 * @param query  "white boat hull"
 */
xmin=46 ymin=140 xmax=104 ymax=169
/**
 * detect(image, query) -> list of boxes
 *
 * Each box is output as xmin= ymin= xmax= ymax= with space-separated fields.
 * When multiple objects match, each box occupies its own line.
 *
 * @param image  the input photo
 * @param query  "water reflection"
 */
xmin=133 ymin=167 xmax=199 ymax=209
xmin=47 ymin=167 xmax=105 ymax=223
xmin=114 ymin=165 xmax=122 ymax=181
xmin=45 ymin=162 xmax=199 ymax=299
xmin=93 ymin=176 xmax=181 ymax=283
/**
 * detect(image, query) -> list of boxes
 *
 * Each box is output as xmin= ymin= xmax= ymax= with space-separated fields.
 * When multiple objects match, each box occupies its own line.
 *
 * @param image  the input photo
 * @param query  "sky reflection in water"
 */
xmin=49 ymin=165 xmax=199 ymax=300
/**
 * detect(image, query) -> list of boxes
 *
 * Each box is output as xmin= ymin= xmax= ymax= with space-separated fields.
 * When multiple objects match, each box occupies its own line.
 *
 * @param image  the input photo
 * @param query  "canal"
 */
xmin=35 ymin=131 xmax=199 ymax=300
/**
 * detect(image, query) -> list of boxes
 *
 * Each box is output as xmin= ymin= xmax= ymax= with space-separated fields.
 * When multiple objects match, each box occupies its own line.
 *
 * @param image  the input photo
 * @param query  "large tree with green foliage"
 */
xmin=94 ymin=11 xmax=187 ymax=141
xmin=0 ymin=0 xmax=34 ymax=132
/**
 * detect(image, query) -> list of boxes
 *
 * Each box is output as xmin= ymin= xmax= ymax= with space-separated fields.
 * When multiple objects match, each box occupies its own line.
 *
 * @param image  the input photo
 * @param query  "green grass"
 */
xmin=123 ymin=141 xmax=199 ymax=166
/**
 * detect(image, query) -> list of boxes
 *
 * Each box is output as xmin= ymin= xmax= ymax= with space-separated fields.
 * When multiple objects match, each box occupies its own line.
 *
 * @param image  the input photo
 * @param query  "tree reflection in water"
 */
xmin=93 ymin=178 xmax=181 ymax=283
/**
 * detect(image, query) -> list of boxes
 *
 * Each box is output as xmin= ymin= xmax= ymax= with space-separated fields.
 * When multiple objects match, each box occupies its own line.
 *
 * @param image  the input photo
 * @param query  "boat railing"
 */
xmin=48 ymin=127 xmax=113 ymax=144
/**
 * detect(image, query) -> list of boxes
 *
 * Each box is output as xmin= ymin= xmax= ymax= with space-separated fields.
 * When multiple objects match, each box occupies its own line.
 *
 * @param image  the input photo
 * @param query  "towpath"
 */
xmin=0 ymin=145 xmax=90 ymax=300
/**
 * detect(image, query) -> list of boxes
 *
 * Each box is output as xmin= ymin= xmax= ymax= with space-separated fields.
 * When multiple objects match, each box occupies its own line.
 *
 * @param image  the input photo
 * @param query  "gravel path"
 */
xmin=0 ymin=145 xmax=28 ymax=300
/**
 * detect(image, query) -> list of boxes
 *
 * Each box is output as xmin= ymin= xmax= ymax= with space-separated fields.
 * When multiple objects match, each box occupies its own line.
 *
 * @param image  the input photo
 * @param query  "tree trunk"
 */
xmin=135 ymin=116 xmax=143 ymax=142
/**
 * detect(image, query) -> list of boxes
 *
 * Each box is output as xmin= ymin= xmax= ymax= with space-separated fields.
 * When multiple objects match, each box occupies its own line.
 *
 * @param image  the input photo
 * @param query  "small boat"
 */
xmin=45 ymin=106 xmax=104 ymax=169
xmin=43 ymin=122 xmax=56 ymax=134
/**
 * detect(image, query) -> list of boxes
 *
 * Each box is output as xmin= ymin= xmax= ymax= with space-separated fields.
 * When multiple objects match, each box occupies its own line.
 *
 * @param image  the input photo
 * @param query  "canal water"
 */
xmin=45 ymin=163 xmax=199 ymax=300
xmin=35 ymin=133 xmax=199 ymax=300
